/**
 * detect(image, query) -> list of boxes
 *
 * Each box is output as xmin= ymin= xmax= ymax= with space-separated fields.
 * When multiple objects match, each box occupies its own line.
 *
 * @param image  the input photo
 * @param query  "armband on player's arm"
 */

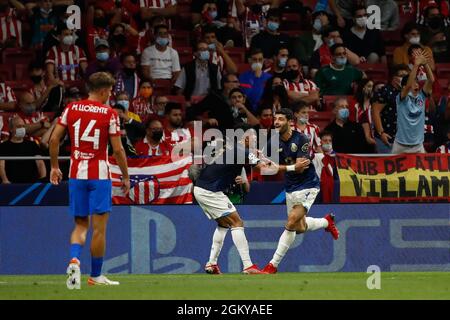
xmin=286 ymin=165 xmax=295 ymax=172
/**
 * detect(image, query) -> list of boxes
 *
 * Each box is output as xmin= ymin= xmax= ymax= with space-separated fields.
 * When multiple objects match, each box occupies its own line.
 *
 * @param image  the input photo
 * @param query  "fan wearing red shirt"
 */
xmin=49 ymin=72 xmax=130 ymax=288
xmin=163 ymin=102 xmax=191 ymax=148
xmin=134 ymin=119 xmax=172 ymax=156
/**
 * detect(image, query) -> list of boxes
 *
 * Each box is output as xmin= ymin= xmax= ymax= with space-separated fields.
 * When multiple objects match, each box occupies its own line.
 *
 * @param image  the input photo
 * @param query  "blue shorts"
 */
xmin=69 ymin=179 xmax=112 ymax=217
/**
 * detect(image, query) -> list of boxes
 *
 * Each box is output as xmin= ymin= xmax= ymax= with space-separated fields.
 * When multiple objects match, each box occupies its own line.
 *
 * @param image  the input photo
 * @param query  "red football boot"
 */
xmin=324 ymin=213 xmax=340 ymax=240
xmin=261 ymin=263 xmax=277 ymax=274
xmin=205 ymin=263 xmax=222 ymax=274
xmin=242 ymin=264 xmax=266 ymax=274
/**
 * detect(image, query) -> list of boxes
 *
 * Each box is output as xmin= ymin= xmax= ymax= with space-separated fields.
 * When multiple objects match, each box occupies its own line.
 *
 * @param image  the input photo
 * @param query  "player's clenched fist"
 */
xmin=294 ymin=158 xmax=310 ymax=173
xmin=50 ymin=168 xmax=63 ymax=185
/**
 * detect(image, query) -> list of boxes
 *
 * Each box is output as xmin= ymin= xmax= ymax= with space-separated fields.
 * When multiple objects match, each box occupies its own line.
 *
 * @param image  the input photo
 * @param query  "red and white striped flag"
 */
xmin=109 ymin=156 xmax=193 ymax=204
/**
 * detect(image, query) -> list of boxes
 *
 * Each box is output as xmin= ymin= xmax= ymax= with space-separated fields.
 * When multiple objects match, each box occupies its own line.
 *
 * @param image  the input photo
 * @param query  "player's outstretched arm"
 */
xmin=110 ymin=135 xmax=130 ymax=195
xmin=49 ymin=123 xmax=66 ymax=185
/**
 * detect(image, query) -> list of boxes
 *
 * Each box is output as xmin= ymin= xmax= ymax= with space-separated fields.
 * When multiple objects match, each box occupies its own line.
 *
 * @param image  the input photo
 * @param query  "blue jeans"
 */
xmin=375 ymin=137 xmax=392 ymax=154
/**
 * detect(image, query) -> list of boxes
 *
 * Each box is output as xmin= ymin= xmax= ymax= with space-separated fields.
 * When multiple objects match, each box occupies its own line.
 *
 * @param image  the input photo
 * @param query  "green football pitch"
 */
xmin=0 ymin=272 xmax=449 ymax=300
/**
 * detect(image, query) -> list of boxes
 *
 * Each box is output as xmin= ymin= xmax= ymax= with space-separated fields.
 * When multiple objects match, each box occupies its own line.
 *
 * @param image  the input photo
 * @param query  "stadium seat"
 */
xmin=15 ymin=64 xmax=28 ymax=81
xmin=284 ymin=30 xmax=307 ymax=38
xmin=177 ymin=2 xmax=191 ymax=14
xmin=382 ymin=30 xmax=403 ymax=47
xmin=438 ymin=78 xmax=449 ymax=95
xmin=224 ymin=47 xmax=246 ymax=64
xmin=171 ymin=12 xmax=192 ymax=30
xmin=64 ymin=80 xmax=87 ymax=94
xmin=280 ymin=13 xmax=302 ymax=30
xmin=1 ymin=48 xmax=35 ymax=66
xmin=309 ymin=111 xmax=334 ymax=131
xmin=358 ymin=63 xmax=389 ymax=83
xmin=171 ymin=30 xmax=191 ymax=48
xmin=177 ymin=47 xmax=194 ymax=66
xmin=301 ymin=0 xmax=319 ymax=9
xmin=153 ymin=79 xmax=173 ymax=96
xmin=436 ymin=63 xmax=450 ymax=81
xmin=5 ymin=80 xmax=32 ymax=99
xmin=190 ymin=95 xmax=206 ymax=105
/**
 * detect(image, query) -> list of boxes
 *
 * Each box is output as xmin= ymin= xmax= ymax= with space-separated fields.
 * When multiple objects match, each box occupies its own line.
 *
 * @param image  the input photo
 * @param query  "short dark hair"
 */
xmin=390 ymin=64 xmax=409 ymax=77
xmin=266 ymin=8 xmax=282 ymax=20
xmin=112 ymin=103 xmax=125 ymax=112
xmin=56 ymin=21 xmax=69 ymax=35
xmin=229 ymin=87 xmax=245 ymax=98
xmin=164 ymin=102 xmax=182 ymax=115
xmin=291 ymin=101 xmax=308 ymax=113
xmin=120 ymin=52 xmax=136 ymax=64
xmin=154 ymin=24 xmax=168 ymax=35
xmin=257 ymin=105 xmax=273 ymax=116
xmin=401 ymin=21 xmax=420 ymax=39
xmin=275 ymin=108 xmax=293 ymax=121
xmin=321 ymin=25 xmax=339 ymax=39
xmin=312 ymin=10 xmax=328 ymax=20
xmin=250 ymin=47 xmax=264 ymax=57
xmin=146 ymin=118 xmax=162 ymax=129
xmin=407 ymin=43 xmax=423 ymax=56
xmin=28 ymin=60 xmax=43 ymax=72
xmin=221 ymin=72 xmax=239 ymax=88
xmin=330 ymin=43 xmax=345 ymax=55
xmin=202 ymin=25 xmax=217 ymax=36
xmin=275 ymin=45 xmax=289 ymax=57
xmin=319 ymin=131 xmax=333 ymax=139
xmin=87 ymin=72 xmax=115 ymax=92
xmin=352 ymin=5 xmax=366 ymax=17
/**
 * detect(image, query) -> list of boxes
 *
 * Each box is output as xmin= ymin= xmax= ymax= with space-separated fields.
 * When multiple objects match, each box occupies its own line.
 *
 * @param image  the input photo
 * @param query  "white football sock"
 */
xmin=231 ymin=227 xmax=253 ymax=269
xmin=208 ymin=226 xmax=229 ymax=264
xmin=270 ymin=229 xmax=296 ymax=268
xmin=305 ymin=217 xmax=329 ymax=232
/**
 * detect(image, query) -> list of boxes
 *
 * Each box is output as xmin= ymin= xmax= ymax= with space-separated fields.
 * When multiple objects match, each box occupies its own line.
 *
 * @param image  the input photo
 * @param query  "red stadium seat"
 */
xmin=358 ymin=63 xmax=389 ymax=83
xmin=301 ymin=0 xmax=318 ymax=9
xmin=280 ymin=13 xmax=302 ymax=30
xmin=153 ymin=79 xmax=173 ymax=96
xmin=436 ymin=63 xmax=450 ymax=81
xmin=171 ymin=12 xmax=192 ymax=30
xmin=382 ymin=30 xmax=403 ymax=47
xmin=1 ymin=48 xmax=35 ymax=66
xmin=177 ymin=2 xmax=191 ymax=14
xmin=165 ymin=95 xmax=187 ymax=112
xmin=224 ymin=47 xmax=246 ymax=64
xmin=15 ymin=64 xmax=28 ymax=81
xmin=309 ymin=111 xmax=334 ymax=131
xmin=177 ymin=47 xmax=194 ymax=65
xmin=5 ymin=80 xmax=32 ymax=99
xmin=171 ymin=30 xmax=191 ymax=48
xmin=438 ymin=78 xmax=449 ymax=95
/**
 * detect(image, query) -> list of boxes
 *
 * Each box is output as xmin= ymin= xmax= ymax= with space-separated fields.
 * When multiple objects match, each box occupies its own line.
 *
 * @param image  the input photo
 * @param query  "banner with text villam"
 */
xmin=336 ymin=153 xmax=450 ymax=203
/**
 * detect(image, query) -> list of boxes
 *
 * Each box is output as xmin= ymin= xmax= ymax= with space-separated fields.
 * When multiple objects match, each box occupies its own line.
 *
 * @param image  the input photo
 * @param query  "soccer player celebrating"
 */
xmin=262 ymin=108 xmax=339 ymax=274
xmin=193 ymin=124 xmax=267 ymax=275
xmin=49 ymin=72 xmax=130 ymax=288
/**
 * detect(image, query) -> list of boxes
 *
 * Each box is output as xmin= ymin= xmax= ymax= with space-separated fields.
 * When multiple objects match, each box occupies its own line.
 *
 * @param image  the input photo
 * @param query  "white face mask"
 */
xmin=62 ymin=35 xmax=74 ymax=45
xmin=355 ymin=17 xmax=367 ymax=28
xmin=322 ymin=143 xmax=333 ymax=153
xmin=15 ymin=127 xmax=26 ymax=139
xmin=409 ymin=36 xmax=421 ymax=44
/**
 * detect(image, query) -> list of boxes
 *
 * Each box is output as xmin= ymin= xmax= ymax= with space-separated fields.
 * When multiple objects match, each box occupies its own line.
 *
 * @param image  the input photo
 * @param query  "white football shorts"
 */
xmin=285 ymin=188 xmax=320 ymax=215
xmin=193 ymin=186 xmax=237 ymax=220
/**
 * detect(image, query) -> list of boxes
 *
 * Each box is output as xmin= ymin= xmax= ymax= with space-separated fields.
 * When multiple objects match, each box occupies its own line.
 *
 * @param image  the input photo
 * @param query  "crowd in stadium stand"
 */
xmin=0 ymin=0 xmax=449 ymax=200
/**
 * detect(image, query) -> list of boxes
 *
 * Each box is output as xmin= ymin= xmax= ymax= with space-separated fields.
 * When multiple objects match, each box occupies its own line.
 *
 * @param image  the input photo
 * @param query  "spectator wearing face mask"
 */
xmin=114 ymin=53 xmax=141 ymax=100
xmin=342 ymin=6 xmax=386 ymax=64
xmin=28 ymin=0 xmax=57 ymax=50
xmin=255 ymin=105 xmax=274 ymax=131
xmin=110 ymin=104 xmax=139 ymax=156
xmin=16 ymin=92 xmax=51 ymax=142
xmin=28 ymin=61 xmax=64 ymax=113
xmin=309 ymin=25 xmax=362 ymax=79
xmin=420 ymin=3 xmax=450 ymax=63
xmin=314 ymin=44 xmax=365 ymax=96
xmin=283 ymin=57 xmax=320 ymax=106
xmin=115 ymin=91 xmax=141 ymax=123
xmin=192 ymin=0 xmax=226 ymax=28
xmin=141 ymin=24 xmax=181 ymax=81
xmin=239 ymin=48 xmax=272 ymax=112
xmin=130 ymin=81 xmax=155 ymax=124
xmin=260 ymin=76 xmax=289 ymax=114
xmin=312 ymin=131 xmax=336 ymax=203
xmin=86 ymin=5 xmax=110 ymax=60
xmin=0 ymin=115 xmax=47 ymax=184
xmin=393 ymin=22 xmax=436 ymax=69
xmin=85 ymin=39 xmax=121 ymax=79
xmin=324 ymin=96 xmax=368 ymax=153
xmin=249 ymin=8 xmax=289 ymax=59
xmin=292 ymin=101 xmax=322 ymax=156
xmin=45 ymin=23 xmax=88 ymax=83
xmin=153 ymin=95 xmax=169 ymax=119
xmin=291 ymin=10 xmax=330 ymax=67
xmin=108 ymin=23 xmax=139 ymax=58
xmin=174 ymin=40 xmax=222 ymax=101
xmin=265 ymin=46 xmax=289 ymax=77
xmin=228 ymin=88 xmax=260 ymax=126
xmin=134 ymin=119 xmax=172 ymax=157
xmin=202 ymin=26 xmax=238 ymax=74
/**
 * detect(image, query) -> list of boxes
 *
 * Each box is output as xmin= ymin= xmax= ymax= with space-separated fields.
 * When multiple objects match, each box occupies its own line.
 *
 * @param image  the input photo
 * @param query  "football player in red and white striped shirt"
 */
xmin=0 ymin=81 xmax=17 ymax=111
xmin=283 ymin=57 xmax=320 ymax=107
xmin=45 ymin=24 xmax=88 ymax=83
xmin=0 ymin=4 xmax=23 ymax=48
xmin=49 ymin=72 xmax=130 ymax=287
xmin=134 ymin=119 xmax=172 ymax=156
xmin=292 ymin=101 xmax=322 ymax=156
